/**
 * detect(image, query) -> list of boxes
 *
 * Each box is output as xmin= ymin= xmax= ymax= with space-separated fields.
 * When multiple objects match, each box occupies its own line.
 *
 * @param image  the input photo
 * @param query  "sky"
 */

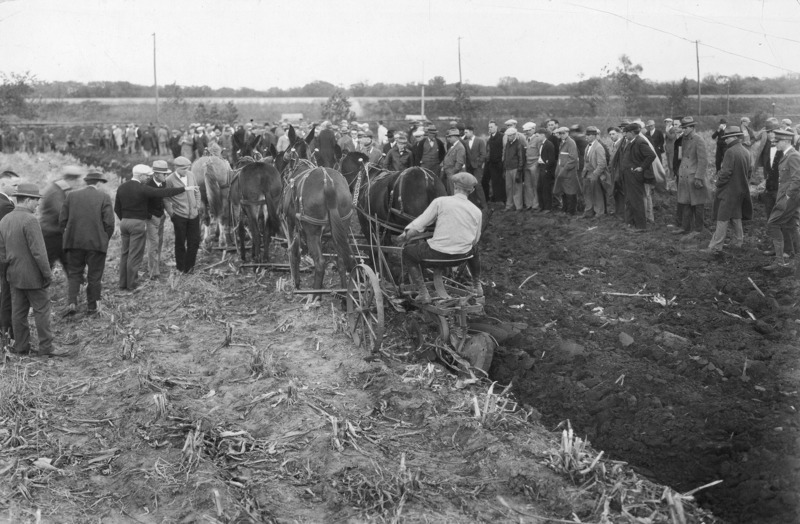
xmin=1 ymin=0 xmax=800 ymax=91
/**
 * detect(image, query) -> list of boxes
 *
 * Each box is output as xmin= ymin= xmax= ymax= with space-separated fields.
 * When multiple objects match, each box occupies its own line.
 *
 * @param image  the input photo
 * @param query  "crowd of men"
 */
xmin=0 ymin=160 xmax=199 ymax=357
xmin=0 ymin=111 xmax=798 ymax=356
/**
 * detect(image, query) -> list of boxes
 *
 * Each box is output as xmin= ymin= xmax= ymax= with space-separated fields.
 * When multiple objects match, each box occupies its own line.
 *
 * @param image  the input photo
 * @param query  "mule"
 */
xmin=229 ymin=158 xmax=283 ymax=263
xmin=281 ymin=164 xmax=355 ymax=295
xmin=191 ymin=155 xmax=233 ymax=248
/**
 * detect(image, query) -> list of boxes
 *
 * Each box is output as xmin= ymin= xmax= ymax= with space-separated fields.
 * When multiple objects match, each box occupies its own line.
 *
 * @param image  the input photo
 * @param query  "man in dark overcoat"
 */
xmin=40 ymin=166 xmax=84 ymax=270
xmin=0 ymin=171 xmax=20 ymax=338
xmin=763 ymin=129 xmax=800 ymax=270
xmin=617 ymin=123 xmax=656 ymax=230
xmin=0 ymin=184 xmax=62 ymax=356
xmin=59 ymin=171 xmax=115 ymax=314
xmin=702 ymin=127 xmax=753 ymax=254
xmin=673 ymin=117 xmax=710 ymax=236
xmin=315 ymin=121 xmax=338 ymax=168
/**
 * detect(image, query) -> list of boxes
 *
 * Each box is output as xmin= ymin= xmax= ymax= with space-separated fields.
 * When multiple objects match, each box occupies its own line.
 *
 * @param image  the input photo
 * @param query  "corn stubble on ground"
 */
xmin=1 ymin=152 xmax=725 ymax=523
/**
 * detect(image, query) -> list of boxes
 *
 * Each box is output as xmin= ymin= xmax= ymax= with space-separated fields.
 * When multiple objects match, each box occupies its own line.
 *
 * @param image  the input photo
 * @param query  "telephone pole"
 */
xmin=695 ymin=40 xmax=701 ymax=116
xmin=153 ymin=33 xmax=159 ymax=123
xmin=457 ymin=36 xmax=463 ymax=85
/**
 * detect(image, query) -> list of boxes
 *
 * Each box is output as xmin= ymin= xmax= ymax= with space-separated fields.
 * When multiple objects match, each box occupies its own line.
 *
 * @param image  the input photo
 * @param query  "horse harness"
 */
xmin=287 ymin=167 xmax=354 ymax=226
xmin=231 ymin=157 xmax=266 ymax=206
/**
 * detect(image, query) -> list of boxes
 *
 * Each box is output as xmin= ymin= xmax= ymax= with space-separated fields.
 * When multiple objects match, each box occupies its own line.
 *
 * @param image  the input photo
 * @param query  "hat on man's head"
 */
xmin=0 ymin=170 xmax=19 ymax=179
xmin=84 ymin=171 xmax=108 ymax=183
xmin=585 ymin=126 xmax=600 ymax=135
xmin=446 ymin=128 xmax=461 ymax=138
xmin=569 ymin=124 xmax=583 ymax=133
xmin=452 ymin=172 xmax=478 ymax=189
xmin=555 ymin=127 xmax=570 ymax=134
xmin=504 ymin=119 xmax=517 ymax=126
xmin=386 ymin=129 xmax=395 ymax=139
xmin=363 ymin=129 xmax=373 ymax=138
xmin=765 ymin=121 xmax=780 ymax=131
xmin=619 ymin=120 xmax=631 ymax=127
xmin=173 ymin=156 xmax=192 ymax=168
xmin=740 ymin=116 xmax=751 ymax=123
xmin=132 ymin=164 xmax=154 ymax=177
xmin=12 ymin=183 xmax=41 ymax=199
xmin=522 ymin=122 xmax=536 ymax=131
xmin=413 ymin=128 xmax=425 ymax=138
xmin=774 ymin=129 xmax=795 ymax=141
xmin=395 ymin=131 xmax=408 ymax=142
xmin=680 ymin=116 xmax=697 ymax=128
xmin=664 ymin=118 xmax=673 ymax=123
xmin=782 ymin=118 xmax=793 ymax=126
xmin=623 ymin=123 xmax=641 ymax=133
xmin=723 ymin=126 xmax=743 ymax=139
xmin=152 ymin=160 xmax=171 ymax=174
xmin=504 ymin=127 xmax=517 ymax=137
xmin=426 ymin=124 xmax=438 ymax=134
xmin=62 ymin=165 xmax=86 ymax=179
xmin=719 ymin=118 xmax=727 ymax=124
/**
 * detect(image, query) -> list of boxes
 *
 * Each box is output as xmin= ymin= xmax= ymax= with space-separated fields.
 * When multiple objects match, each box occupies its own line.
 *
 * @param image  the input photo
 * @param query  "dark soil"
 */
xmin=481 ymin=194 xmax=800 ymax=524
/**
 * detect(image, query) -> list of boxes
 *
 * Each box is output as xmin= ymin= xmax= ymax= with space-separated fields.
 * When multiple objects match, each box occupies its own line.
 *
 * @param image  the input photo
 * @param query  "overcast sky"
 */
xmin=1 ymin=0 xmax=799 ymax=90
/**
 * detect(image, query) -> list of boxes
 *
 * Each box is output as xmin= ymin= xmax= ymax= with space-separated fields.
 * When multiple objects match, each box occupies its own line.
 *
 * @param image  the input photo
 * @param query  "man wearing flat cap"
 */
xmin=59 ymin=171 xmax=115 ymax=315
xmin=146 ymin=160 xmax=171 ymax=280
xmin=115 ymin=164 xmax=194 ymax=291
xmin=553 ymin=127 xmax=579 ymax=215
xmin=581 ymin=127 xmax=609 ymax=218
xmin=0 ymin=184 xmax=61 ymax=356
xmin=442 ymin=128 xmax=467 ymax=193
xmin=397 ymin=172 xmax=483 ymax=303
xmin=763 ymin=128 xmax=800 ymax=270
xmin=358 ymin=129 xmax=384 ymax=166
xmin=674 ymin=116 xmax=710 ymax=236
xmin=383 ymin=132 xmax=415 ymax=172
xmin=617 ymin=123 xmax=656 ymax=230
xmin=414 ymin=125 xmax=446 ymax=176
xmin=164 ymin=157 xmax=203 ymax=274
xmin=701 ymin=127 xmax=752 ymax=256
xmin=40 ymin=165 xmax=84 ymax=270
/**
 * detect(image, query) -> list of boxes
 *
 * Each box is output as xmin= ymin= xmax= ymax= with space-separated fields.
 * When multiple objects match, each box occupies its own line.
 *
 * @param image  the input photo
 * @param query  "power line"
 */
xmin=562 ymin=1 xmax=800 ymax=75
xmin=666 ymin=8 xmax=800 ymax=46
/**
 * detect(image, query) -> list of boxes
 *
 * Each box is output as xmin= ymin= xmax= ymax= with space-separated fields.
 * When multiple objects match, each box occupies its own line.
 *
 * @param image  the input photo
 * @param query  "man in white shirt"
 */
xmin=397 ymin=172 xmax=483 ymax=303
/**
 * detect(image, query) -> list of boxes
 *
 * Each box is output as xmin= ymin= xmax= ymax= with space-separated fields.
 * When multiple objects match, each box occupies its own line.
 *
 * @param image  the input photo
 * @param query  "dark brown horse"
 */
xmin=281 ymin=164 xmax=355 ymax=294
xmin=229 ymin=158 xmax=283 ymax=263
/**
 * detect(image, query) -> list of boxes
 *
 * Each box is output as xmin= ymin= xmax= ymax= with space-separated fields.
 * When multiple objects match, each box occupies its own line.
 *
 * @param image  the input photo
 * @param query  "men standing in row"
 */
xmin=40 ymin=166 xmax=84 ymax=270
xmin=763 ymin=129 xmax=800 ymax=270
xmin=703 ymin=126 xmax=752 ymax=255
xmin=115 ymin=165 xmax=189 ymax=291
xmin=59 ymin=171 xmax=115 ymax=315
xmin=0 ymin=184 xmax=59 ymax=356
xmin=164 ymin=157 xmax=202 ymax=274
xmin=674 ymin=117 xmax=710 ymax=236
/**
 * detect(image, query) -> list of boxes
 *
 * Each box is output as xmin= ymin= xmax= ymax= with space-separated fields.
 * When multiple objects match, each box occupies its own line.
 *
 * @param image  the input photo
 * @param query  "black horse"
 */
xmin=274 ymin=124 xmax=317 ymax=177
xmin=229 ymin=158 xmax=283 ymax=263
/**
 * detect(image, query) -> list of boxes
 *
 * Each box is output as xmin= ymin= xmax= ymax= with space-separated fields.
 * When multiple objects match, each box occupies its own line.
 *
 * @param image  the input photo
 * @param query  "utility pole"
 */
xmin=457 ymin=36 xmax=463 ymax=86
xmin=695 ymin=40 xmax=701 ymax=116
xmin=153 ymin=33 xmax=159 ymax=123
xmin=421 ymin=61 xmax=425 ymax=118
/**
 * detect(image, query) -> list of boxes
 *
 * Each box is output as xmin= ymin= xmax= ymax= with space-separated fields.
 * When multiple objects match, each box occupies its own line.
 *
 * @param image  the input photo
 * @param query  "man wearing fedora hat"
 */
xmin=0 ymin=184 xmax=61 ymax=356
xmin=702 ymin=127 xmax=753 ymax=255
xmin=673 ymin=116 xmax=710 ymax=237
xmin=442 ymin=128 xmax=467 ymax=193
xmin=40 ymin=165 xmax=85 ymax=271
xmin=59 ymin=171 xmax=115 ymax=315
xmin=414 ymin=124 xmax=446 ymax=177
xmin=383 ymin=132 xmax=415 ymax=172
xmin=146 ymin=160 xmax=170 ymax=280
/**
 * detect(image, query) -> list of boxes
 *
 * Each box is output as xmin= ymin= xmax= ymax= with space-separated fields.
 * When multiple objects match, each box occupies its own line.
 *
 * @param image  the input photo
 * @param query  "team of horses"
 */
xmin=191 ymin=124 xmax=455 ymax=295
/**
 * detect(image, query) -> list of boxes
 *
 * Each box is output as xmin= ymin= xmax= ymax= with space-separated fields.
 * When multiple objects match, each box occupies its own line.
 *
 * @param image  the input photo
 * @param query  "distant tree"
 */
xmin=665 ymin=78 xmax=691 ymax=116
xmin=427 ymin=76 xmax=447 ymax=96
xmin=221 ymin=101 xmax=239 ymax=124
xmin=321 ymin=89 xmax=355 ymax=122
xmin=0 ymin=71 xmax=38 ymax=121
xmin=610 ymin=55 xmax=644 ymax=115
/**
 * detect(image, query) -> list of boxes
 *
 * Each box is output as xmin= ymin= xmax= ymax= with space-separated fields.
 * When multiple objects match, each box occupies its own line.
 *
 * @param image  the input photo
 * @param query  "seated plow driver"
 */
xmin=397 ymin=172 xmax=483 ymax=304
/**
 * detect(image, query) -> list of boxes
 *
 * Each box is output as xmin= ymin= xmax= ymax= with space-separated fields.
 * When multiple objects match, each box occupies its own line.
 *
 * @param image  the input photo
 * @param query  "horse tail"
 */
xmin=263 ymin=165 xmax=281 ymax=234
xmin=324 ymin=172 xmax=354 ymax=273
xmin=205 ymin=161 xmax=224 ymax=222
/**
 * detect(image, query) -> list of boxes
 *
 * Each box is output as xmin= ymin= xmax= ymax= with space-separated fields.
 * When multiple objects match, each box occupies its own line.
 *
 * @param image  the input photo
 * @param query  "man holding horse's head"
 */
xmin=397 ymin=172 xmax=483 ymax=304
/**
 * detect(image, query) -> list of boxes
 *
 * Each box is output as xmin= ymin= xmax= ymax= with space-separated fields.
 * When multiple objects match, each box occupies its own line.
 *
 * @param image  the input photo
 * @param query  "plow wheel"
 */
xmin=346 ymin=264 xmax=384 ymax=352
